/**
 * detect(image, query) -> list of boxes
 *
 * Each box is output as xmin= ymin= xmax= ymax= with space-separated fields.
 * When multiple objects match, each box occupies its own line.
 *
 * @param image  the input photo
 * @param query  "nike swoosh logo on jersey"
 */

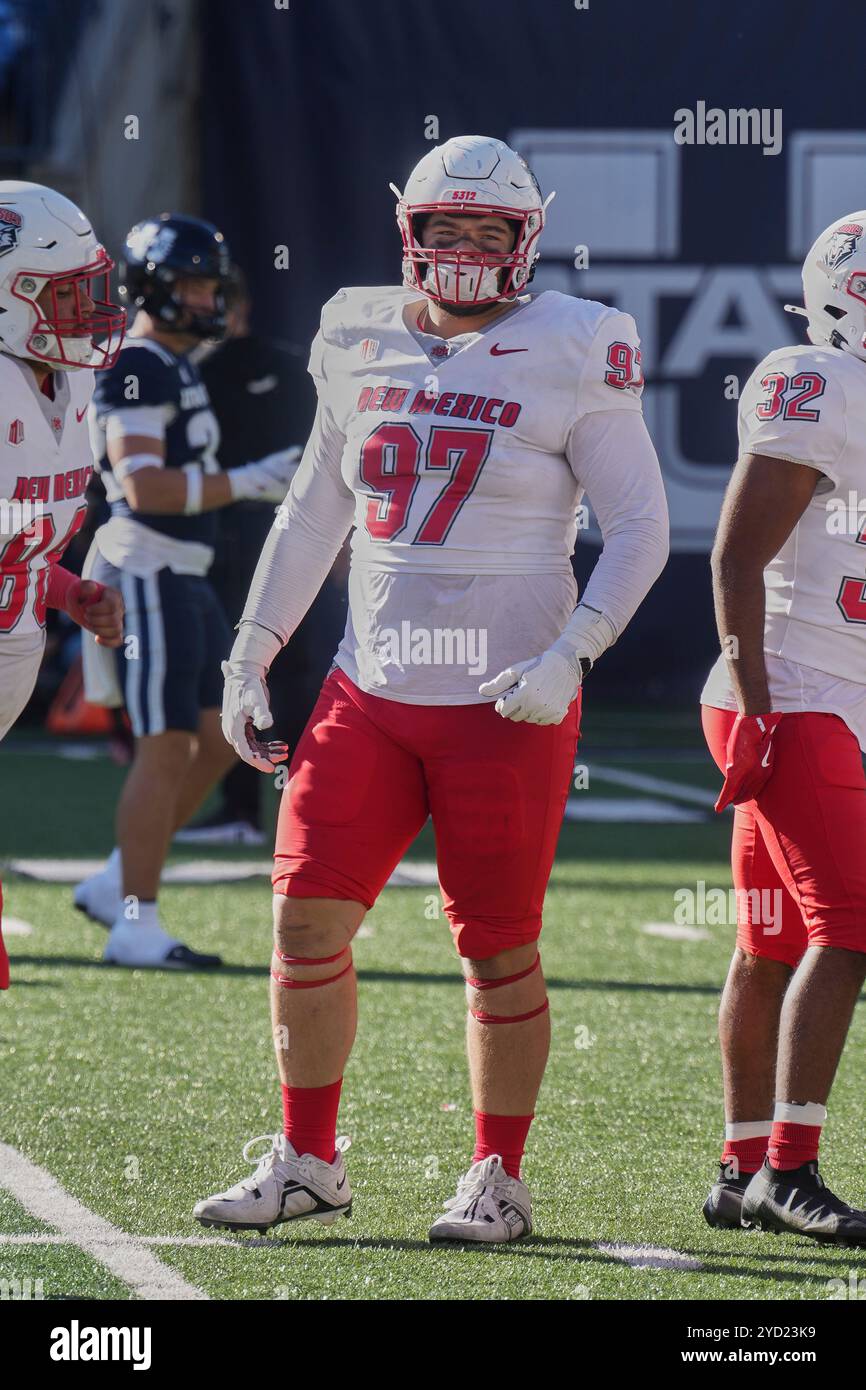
xmin=76 ymin=406 xmax=87 ymax=422
xmin=490 ymin=344 xmax=528 ymax=355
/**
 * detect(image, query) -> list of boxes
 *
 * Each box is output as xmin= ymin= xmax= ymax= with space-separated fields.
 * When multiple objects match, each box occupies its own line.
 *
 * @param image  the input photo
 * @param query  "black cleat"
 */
xmin=703 ymin=1165 xmax=753 ymax=1229
xmin=162 ymin=944 xmax=223 ymax=970
xmin=742 ymin=1158 xmax=866 ymax=1246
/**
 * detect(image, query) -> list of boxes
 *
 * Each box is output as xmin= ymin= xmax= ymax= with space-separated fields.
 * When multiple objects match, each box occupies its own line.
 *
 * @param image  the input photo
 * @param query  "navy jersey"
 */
xmin=90 ymin=337 xmax=221 ymax=548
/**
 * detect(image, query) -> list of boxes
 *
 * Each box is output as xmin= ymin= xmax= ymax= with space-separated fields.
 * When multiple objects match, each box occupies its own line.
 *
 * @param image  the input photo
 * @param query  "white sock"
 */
xmin=773 ymin=1101 xmax=827 ymax=1128
xmin=134 ymin=900 xmax=159 ymax=930
xmin=725 ymin=1121 xmax=772 ymax=1140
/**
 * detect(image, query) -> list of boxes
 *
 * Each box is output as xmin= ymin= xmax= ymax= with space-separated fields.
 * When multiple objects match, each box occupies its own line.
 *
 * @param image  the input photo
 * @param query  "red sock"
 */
xmin=281 ymin=1079 xmax=342 ymax=1162
xmin=473 ymin=1111 xmax=533 ymax=1179
xmin=768 ymin=1121 xmax=822 ymax=1170
xmin=720 ymin=1135 xmax=768 ymax=1177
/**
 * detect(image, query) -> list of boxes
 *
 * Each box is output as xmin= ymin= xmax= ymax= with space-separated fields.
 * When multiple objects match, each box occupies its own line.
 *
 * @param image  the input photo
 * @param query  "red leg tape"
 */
xmin=274 ymin=945 xmax=350 ymax=966
xmin=465 ymin=954 xmax=540 ymax=991
xmin=271 ymin=958 xmax=354 ymax=990
xmin=470 ymin=999 xmax=549 ymax=1025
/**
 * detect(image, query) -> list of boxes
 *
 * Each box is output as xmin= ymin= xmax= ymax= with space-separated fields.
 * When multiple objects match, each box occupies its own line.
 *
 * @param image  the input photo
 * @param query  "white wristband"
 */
xmin=183 ymin=463 xmax=204 ymax=515
xmin=551 ymin=603 xmax=617 ymax=666
xmin=114 ymin=453 xmax=162 ymax=481
xmin=229 ymin=620 xmax=284 ymax=674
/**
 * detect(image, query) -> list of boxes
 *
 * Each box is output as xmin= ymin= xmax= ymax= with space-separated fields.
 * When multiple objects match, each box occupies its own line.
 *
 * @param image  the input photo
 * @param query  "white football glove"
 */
xmin=221 ymin=660 xmax=289 ymax=772
xmin=228 ymin=446 xmax=303 ymax=503
xmin=478 ymin=649 xmax=584 ymax=725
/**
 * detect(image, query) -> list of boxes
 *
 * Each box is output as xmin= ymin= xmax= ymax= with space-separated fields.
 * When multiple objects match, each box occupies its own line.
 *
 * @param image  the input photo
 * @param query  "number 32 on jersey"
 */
xmin=756 ymin=371 xmax=826 ymax=422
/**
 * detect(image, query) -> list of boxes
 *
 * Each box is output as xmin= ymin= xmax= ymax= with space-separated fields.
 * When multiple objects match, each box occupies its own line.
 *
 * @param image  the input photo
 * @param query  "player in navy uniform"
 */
xmin=74 ymin=214 xmax=299 ymax=969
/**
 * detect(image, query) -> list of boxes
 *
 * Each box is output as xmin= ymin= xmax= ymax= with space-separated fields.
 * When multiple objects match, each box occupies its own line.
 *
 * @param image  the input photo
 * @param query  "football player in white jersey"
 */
xmin=194 ymin=135 xmax=669 ymax=1242
xmin=701 ymin=211 xmax=866 ymax=1245
xmin=0 ymin=181 xmax=125 ymax=989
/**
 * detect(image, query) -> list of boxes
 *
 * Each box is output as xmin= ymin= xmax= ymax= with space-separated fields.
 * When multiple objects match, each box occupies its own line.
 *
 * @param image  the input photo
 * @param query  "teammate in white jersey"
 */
xmin=701 ymin=211 xmax=866 ymax=1244
xmin=0 ymin=181 xmax=125 ymax=989
xmin=194 ymin=135 xmax=668 ymax=1242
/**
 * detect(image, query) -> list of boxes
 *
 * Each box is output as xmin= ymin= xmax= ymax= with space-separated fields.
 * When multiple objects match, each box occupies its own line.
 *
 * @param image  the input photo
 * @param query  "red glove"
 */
xmin=46 ymin=564 xmax=99 ymax=616
xmin=715 ymin=712 xmax=782 ymax=812
xmin=46 ymin=566 xmax=124 ymax=646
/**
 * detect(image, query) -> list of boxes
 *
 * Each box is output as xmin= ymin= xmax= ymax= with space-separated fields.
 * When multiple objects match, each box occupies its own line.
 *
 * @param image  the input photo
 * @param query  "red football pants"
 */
xmin=702 ymin=706 xmax=866 ymax=965
xmin=273 ymin=667 xmax=581 ymax=958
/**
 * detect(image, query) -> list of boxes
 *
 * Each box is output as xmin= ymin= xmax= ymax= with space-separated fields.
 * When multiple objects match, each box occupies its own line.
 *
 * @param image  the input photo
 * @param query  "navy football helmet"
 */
xmin=119 ymin=213 xmax=232 ymax=340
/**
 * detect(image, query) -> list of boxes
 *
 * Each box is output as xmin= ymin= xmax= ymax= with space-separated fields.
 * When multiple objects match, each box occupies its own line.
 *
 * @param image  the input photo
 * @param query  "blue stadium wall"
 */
xmin=200 ymin=0 xmax=866 ymax=706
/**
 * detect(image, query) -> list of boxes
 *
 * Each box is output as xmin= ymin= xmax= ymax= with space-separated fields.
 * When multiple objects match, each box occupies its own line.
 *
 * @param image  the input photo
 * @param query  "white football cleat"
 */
xmin=73 ymin=862 xmax=122 ymax=928
xmin=193 ymin=1133 xmax=352 ymax=1233
xmin=103 ymin=919 xmax=222 ymax=970
xmin=429 ymin=1155 xmax=532 ymax=1243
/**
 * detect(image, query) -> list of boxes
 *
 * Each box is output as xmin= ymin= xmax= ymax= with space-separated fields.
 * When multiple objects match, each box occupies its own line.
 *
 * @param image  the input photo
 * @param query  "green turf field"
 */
xmin=2 ymin=713 xmax=865 ymax=1302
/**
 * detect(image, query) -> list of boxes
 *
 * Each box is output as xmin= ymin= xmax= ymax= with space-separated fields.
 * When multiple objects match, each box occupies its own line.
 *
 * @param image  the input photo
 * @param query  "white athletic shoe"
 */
xmin=193 ymin=1133 xmax=352 ymax=1233
xmin=429 ymin=1155 xmax=532 ymax=1243
xmin=73 ymin=863 xmax=122 ymax=927
xmin=103 ymin=919 xmax=222 ymax=970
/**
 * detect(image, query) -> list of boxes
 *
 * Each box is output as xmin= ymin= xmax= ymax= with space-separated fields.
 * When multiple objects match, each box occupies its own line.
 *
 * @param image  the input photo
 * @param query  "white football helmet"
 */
xmin=390 ymin=135 xmax=554 ymax=309
xmin=786 ymin=211 xmax=866 ymax=362
xmin=0 ymin=181 xmax=125 ymax=370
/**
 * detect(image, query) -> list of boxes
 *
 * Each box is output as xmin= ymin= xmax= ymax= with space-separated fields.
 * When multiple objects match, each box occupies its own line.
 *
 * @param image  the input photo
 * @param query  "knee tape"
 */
xmin=464 ymin=953 xmax=548 ymax=1024
xmin=271 ymin=944 xmax=353 ymax=990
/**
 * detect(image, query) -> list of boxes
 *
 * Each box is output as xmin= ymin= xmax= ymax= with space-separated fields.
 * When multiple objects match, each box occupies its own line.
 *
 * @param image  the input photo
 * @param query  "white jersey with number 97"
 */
xmin=243 ymin=282 xmax=668 ymax=706
xmin=313 ymin=285 xmax=645 ymax=577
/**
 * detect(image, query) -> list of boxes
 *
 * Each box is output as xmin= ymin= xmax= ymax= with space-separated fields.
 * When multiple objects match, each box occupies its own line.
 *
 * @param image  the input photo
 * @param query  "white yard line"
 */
xmin=3 ymin=857 xmax=441 ymax=887
xmin=590 ymin=764 xmax=717 ymax=808
xmin=596 ymin=1241 xmax=704 ymax=1271
xmin=641 ymin=922 xmax=711 ymax=942
xmin=563 ymin=796 xmax=704 ymax=823
xmin=1 ymin=916 xmax=33 ymax=936
xmin=0 ymin=1232 xmax=280 ymax=1249
xmin=0 ymin=1144 xmax=210 ymax=1299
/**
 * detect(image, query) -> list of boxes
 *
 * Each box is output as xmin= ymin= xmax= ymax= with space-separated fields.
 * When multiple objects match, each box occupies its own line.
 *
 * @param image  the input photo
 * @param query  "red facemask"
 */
xmin=12 ymin=247 xmax=126 ymax=369
xmin=398 ymin=203 xmax=541 ymax=307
